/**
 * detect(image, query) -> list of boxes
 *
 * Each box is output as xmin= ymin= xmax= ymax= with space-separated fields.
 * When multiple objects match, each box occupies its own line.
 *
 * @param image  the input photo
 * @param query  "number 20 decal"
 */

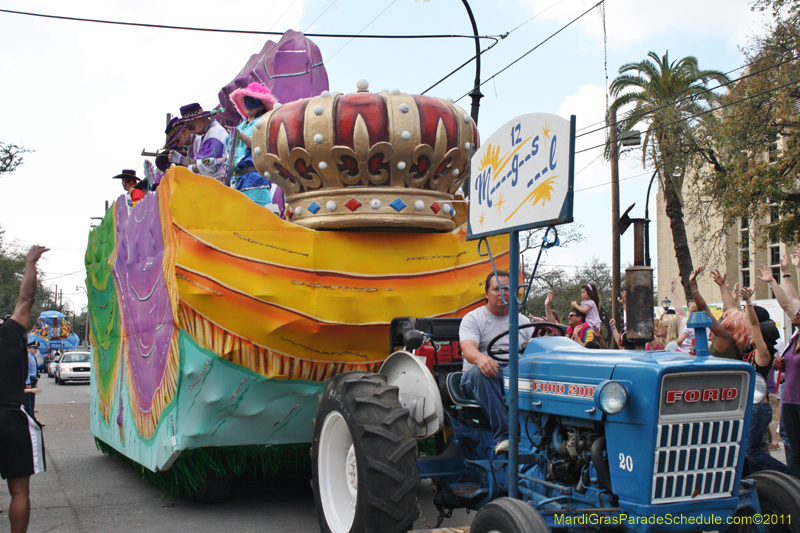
xmin=619 ymin=453 xmax=633 ymax=472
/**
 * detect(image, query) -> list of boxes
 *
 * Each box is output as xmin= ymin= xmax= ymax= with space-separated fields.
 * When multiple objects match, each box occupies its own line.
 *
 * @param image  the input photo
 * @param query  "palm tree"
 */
xmin=610 ymin=51 xmax=730 ymax=301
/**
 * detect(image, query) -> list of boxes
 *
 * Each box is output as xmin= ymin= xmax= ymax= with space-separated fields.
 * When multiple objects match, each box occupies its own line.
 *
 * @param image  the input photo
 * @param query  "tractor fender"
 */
xmin=379 ymin=351 xmax=444 ymax=439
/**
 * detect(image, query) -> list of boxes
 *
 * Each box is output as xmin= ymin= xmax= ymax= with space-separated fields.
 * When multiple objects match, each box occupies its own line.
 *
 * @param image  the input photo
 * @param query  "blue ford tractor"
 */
xmin=311 ymin=312 xmax=800 ymax=533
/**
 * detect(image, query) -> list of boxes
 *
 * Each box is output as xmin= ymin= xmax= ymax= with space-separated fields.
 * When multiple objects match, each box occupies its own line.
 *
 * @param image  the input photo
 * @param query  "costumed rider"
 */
xmin=156 ymin=117 xmax=190 ymax=175
xmin=25 ymin=342 xmax=38 ymax=417
xmin=170 ymin=103 xmax=228 ymax=177
xmin=112 ymin=169 xmax=147 ymax=207
xmin=226 ymin=82 xmax=278 ymax=206
xmin=459 ymin=270 xmax=533 ymax=455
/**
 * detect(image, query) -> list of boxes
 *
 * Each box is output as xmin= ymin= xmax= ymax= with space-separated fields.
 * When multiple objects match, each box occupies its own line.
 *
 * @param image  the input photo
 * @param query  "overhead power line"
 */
xmin=574 ymin=75 xmax=800 ymax=155
xmin=0 ymin=7 xmax=500 ymax=40
xmin=575 ymin=53 xmax=800 ymax=138
xmin=454 ymin=0 xmax=605 ymax=103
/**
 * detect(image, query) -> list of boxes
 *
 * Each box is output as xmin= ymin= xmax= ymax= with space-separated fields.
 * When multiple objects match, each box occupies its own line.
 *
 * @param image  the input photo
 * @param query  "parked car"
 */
xmin=55 ymin=351 xmax=91 ymax=384
xmin=48 ymin=353 xmax=62 ymax=378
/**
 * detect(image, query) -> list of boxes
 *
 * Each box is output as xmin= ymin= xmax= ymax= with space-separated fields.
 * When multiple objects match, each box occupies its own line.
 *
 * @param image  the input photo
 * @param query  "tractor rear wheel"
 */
xmin=471 ymin=497 xmax=549 ymax=533
xmin=730 ymin=470 xmax=800 ymax=533
xmin=312 ymin=371 xmax=419 ymax=533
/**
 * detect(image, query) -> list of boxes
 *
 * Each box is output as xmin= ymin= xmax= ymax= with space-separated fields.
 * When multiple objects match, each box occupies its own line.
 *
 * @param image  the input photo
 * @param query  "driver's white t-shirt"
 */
xmin=459 ymin=306 xmax=532 ymax=372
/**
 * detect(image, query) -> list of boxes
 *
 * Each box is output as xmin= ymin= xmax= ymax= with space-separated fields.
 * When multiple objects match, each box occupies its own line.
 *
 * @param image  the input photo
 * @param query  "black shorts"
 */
xmin=0 ymin=404 xmax=45 ymax=479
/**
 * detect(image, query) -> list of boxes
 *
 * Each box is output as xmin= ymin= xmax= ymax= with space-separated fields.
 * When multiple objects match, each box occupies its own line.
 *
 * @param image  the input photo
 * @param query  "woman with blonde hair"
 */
xmin=647 ymin=317 xmax=666 ymax=351
xmin=661 ymin=314 xmax=679 ymax=345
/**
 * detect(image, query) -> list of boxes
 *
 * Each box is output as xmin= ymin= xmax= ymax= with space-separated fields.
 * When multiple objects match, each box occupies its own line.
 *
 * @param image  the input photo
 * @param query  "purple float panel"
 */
xmin=216 ymin=30 xmax=329 ymax=127
xmin=112 ymin=195 xmax=175 ymax=415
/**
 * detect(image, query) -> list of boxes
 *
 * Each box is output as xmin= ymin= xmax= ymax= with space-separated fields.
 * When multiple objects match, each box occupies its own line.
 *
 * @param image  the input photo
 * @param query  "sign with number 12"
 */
xmin=467 ymin=113 xmax=575 ymax=240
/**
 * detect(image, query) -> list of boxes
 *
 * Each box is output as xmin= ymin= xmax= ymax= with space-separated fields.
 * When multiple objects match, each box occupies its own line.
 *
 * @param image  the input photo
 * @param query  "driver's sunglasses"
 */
xmin=567 ymin=314 xmax=578 ymax=318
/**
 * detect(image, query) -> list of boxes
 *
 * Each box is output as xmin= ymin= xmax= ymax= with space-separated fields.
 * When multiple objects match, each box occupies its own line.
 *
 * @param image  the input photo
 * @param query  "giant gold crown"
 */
xmin=251 ymin=81 xmax=477 ymax=231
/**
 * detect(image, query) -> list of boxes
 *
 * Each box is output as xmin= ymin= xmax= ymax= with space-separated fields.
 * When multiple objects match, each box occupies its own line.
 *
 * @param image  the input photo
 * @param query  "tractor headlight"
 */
xmin=595 ymin=381 xmax=627 ymax=415
xmin=753 ymin=373 xmax=767 ymax=405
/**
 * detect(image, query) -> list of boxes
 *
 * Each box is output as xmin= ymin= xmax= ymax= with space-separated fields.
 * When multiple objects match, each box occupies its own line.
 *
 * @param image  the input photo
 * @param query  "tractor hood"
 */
xmin=508 ymin=337 xmax=753 ymax=422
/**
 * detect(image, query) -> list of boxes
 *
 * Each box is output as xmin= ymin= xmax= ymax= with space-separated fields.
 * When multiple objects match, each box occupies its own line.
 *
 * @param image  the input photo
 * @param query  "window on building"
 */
xmin=769 ymin=139 xmax=779 ymax=163
xmin=771 ymin=246 xmax=781 ymax=266
xmin=740 ymin=217 xmax=750 ymax=291
xmin=742 ymin=269 xmax=751 ymax=288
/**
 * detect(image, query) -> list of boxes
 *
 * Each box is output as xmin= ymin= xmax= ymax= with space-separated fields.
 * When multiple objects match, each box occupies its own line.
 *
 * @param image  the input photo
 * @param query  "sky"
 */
xmin=0 ymin=0 xmax=768 ymax=313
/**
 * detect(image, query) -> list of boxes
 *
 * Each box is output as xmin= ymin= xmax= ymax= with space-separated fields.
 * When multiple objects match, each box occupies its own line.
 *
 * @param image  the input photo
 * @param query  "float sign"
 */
xmin=467 ymin=113 xmax=575 ymax=240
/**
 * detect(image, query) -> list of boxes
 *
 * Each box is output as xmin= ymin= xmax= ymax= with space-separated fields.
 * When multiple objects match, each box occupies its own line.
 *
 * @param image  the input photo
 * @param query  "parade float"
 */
xmin=85 ymin=30 xmax=510 ymax=497
xmin=27 ymin=310 xmax=81 ymax=354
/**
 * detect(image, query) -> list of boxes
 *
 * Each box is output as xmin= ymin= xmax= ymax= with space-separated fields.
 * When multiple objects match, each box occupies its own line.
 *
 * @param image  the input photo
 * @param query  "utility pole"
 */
xmin=609 ymin=107 xmax=621 ymax=343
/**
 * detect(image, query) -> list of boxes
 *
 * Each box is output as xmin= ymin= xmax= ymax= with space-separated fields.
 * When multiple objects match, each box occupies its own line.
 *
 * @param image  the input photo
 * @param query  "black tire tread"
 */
xmin=312 ymin=371 xmax=419 ymax=533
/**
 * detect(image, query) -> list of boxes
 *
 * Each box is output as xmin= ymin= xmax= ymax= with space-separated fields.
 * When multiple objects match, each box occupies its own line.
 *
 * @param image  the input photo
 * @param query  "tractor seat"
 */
xmin=446 ymin=371 xmax=481 ymax=408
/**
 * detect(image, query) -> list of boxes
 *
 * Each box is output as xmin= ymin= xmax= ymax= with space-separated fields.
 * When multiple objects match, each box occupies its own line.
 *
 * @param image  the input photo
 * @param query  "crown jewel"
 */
xmin=252 ymin=83 xmax=477 ymax=231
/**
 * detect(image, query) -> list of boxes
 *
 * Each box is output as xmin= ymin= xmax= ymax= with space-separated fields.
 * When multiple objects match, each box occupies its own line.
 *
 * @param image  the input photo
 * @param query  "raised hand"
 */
xmin=793 ymin=247 xmax=800 ymax=268
xmin=756 ymin=264 xmax=774 ymax=283
xmin=545 ymin=290 xmax=553 ymax=307
xmin=729 ymin=282 xmax=740 ymax=302
xmin=671 ymin=277 xmax=678 ymax=292
xmin=710 ymin=269 xmax=726 ymax=287
xmin=739 ymin=286 xmax=755 ymax=301
xmin=617 ymin=290 xmax=627 ymax=306
xmin=689 ymin=266 xmax=704 ymax=284
xmin=26 ymin=245 xmax=49 ymax=264
xmin=781 ymin=253 xmax=791 ymax=273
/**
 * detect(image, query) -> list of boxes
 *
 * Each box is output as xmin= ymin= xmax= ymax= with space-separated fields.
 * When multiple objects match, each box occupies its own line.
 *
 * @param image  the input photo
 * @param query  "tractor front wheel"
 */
xmin=312 ymin=371 xmax=420 ymax=533
xmin=732 ymin=470 xmax=800 ymax=533
xmin=471 ymin=497 xmax=550 ymax=533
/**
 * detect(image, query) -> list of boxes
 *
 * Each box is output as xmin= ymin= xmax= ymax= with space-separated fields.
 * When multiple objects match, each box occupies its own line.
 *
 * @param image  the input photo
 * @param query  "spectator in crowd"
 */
xmin=0 ymin=245 xmax=48 ymax=533
xmin=459 ymin=270 xmax=533 ymax=455
xmin=688 ymin=267 xmax=748 ymax=360
xmin=172 ymin=103 xmax=228 ymax=177
xmin=225 ymin=82 xmax=278 ymax=205
xmin=571 ymin=283 xmax=601 ymax=329
xmin=661 ymin=313 xmax=679 ymax=351
xmin=646 ymin=317 xmax=666 ymax=350
xmin=740 ymin=286 xmax=789 ymax=474
xmin=112 ymin=169 xmax=146 ymax=207
xmin=24 ymin=342 xmax=38 ymax=417
xmin=567 ymin=309 xmax=594 ymax=346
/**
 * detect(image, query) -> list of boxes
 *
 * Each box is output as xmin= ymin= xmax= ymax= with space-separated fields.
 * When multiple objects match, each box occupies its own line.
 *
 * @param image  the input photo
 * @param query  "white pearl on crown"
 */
xmin=370 ymin=199 xmax=381 ymax=210
xmin=399 ymin=103 xmax=409 ymax=113
xmin=314 ymin=134 xmax=324 ymax=144
xmin=356 ymin=79 xmax=369 ymax=92
xmin=313 ymin=105 xmax=324 ymax=115
xmin=414 ymin=200 xmax=424 ymax=211
xmin=319 ymin=161 xmax=328 ymax=170
xmin=397 ymin=161 xmax=406 ymax=170
xmin=326 ymin=201 xmax=337 ymax=212
xmin=401 ymin=131 xmax=411 ymax=141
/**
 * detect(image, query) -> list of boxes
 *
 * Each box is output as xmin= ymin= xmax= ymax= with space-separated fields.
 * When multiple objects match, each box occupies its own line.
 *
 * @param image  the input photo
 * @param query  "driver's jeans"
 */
xmin=460 ymin=364 xmax=508 ymax=445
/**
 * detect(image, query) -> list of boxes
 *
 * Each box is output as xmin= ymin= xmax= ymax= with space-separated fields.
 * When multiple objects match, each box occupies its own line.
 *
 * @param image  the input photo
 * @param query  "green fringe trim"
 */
xmin=95 ymin=438 xmax=310 ymax=498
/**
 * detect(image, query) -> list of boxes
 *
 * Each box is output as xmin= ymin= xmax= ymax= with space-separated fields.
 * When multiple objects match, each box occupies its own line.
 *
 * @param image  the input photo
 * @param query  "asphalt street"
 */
xmin=0 ymin=374 xmax=472 ymax=533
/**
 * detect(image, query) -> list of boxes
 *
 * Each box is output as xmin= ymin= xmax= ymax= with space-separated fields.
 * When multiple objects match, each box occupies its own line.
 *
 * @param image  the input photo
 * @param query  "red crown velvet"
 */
xmin=252 ymin=85 xmax=477 ymax=231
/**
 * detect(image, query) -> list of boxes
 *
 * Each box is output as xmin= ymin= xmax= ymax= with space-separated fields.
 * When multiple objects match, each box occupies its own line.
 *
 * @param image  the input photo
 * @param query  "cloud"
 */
xmin=523 ymin=0 xmax=759 ymax=47
xmin=554 ymin=84 xmax=610 ymax=191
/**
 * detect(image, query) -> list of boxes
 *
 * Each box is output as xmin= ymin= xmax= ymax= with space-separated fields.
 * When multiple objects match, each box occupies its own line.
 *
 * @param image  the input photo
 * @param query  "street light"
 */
xmin=662 ymin=296 xmax=671 ymax=310
xmin=415 ymin=0 xmax=483 ymax=125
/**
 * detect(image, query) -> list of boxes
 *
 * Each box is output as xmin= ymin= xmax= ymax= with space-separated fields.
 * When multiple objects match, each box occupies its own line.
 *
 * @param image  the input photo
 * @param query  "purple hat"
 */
xmin=162 ymin=117 xmax=187 ymax=149
xmin=178 ymin=103 xmax=213 ymax=123
xmin=111 ymin=169 xmax=139 ymax=182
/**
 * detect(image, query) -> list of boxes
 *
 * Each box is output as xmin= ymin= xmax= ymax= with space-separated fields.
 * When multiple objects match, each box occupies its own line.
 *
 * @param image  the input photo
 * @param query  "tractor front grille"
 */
xmin=652 ymin=418 xmax=743 ymax=503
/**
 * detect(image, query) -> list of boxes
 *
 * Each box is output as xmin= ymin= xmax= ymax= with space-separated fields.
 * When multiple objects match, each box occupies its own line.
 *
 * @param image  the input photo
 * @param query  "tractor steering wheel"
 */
xmin=486 ymin=322 xmax=566 ymax=361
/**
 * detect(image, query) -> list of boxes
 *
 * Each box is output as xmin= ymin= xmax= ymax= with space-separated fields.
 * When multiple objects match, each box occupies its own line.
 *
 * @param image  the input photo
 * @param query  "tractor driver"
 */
xmin=459 ymin=270 xmax=533 ymax=455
